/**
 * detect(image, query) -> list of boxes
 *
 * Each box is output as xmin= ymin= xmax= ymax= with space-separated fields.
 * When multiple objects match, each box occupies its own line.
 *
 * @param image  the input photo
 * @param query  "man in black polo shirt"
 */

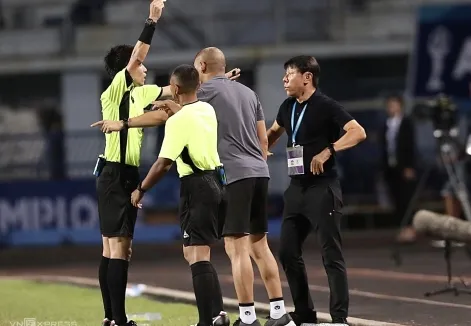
xmin=267 ymin=56 xmax=366 ymax=326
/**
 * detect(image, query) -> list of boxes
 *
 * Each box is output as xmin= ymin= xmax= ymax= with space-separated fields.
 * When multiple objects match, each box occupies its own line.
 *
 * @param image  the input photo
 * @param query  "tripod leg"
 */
xmin=424 ymin=287 xmax=456 ymax=297
xmin=442 ymin=149 xmax=471 ymax=223
xmin=456 ymin=288 xmax=471 ymax=295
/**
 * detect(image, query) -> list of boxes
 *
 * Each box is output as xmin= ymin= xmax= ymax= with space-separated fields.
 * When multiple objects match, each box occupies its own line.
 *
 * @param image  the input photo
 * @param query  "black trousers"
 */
xmin=279 ymin=178 xmax=349 ymax=318
xmin=384 ymin=167 xmax=415 ymax=226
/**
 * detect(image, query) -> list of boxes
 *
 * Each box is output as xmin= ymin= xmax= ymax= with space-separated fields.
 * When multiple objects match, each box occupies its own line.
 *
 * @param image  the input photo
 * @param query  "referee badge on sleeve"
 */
xmin=287 ymin=146 xmax=304 ymax=175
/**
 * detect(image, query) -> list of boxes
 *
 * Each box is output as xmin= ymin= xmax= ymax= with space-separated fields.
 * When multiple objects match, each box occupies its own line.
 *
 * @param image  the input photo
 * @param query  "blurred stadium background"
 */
xmin=1 ymin=1 xmax=471 ymax=325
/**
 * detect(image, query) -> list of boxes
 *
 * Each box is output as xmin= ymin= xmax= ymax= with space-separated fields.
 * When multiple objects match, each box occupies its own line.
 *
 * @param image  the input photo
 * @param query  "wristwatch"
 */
xmin=145 ymin=18 xmax=157 ymax=26
xmin=328 ymin=143 xmax=336 ymax=155
xmin=137 ymin=182 xmax=147 ymax=193
xmin=122 ymin=118 xmax=129 ymax=129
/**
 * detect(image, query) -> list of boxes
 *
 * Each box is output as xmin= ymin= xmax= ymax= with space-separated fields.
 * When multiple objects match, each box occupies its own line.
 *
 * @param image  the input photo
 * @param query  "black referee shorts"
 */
xmin=179 ymin=171 xmax=225 ymax=247
xmin=222 ymin=177 xmax=269 ymax=236
xmin=96 ymin=162 xmax=140 ymax=239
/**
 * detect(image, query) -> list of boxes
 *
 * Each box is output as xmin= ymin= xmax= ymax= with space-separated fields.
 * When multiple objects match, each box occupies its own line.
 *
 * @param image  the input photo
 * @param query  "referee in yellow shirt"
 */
xmin=130 ymin=64 xmax=228 ymax=326
xmin=93 ymin=2 xmax=172 ymax=326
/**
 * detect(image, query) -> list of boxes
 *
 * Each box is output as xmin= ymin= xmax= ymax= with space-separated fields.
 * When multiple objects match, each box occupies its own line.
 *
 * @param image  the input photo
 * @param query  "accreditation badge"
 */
xmin=286 ymin=145 xmax=304 ymax=175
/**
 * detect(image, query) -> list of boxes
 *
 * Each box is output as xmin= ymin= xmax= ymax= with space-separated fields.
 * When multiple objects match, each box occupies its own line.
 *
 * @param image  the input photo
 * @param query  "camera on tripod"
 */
xmin=413 ymin=93 xmax=459 ymax=139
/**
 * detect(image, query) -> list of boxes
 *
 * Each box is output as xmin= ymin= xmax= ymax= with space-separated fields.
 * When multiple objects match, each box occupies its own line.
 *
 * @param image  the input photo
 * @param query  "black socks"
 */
xmin=191 ymin=261 xmax=216 ymax=326
xmin=209 ymin=263 xmax=224 ymax=316
xmin=100 ymin=257 xmax=223 ymax=326
xmin=99 ymin=256 xmax=113 ymax=320
xmin=107 ymin=259 xmax=130 ymax=325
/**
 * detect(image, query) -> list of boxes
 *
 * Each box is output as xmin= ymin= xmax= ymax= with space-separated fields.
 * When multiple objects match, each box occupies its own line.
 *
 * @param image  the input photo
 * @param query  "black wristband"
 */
xmin=139 ymin=20 xmax=156 ymax=45
xmin=328 ymin=144 xmax=336 ymax=155
xmin=137 ymin=182 xmax=147 ymax=193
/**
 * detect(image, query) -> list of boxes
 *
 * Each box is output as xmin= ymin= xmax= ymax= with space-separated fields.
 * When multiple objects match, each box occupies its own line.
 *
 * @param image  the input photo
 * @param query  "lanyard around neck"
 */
xmin=291 ymin=102 xmax=308 ymax=146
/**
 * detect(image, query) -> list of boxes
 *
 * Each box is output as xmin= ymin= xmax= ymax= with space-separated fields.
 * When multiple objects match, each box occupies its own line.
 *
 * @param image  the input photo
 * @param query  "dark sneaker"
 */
xmin=213 ymin=311 xmax=230 ymax=326
xmin=233 ymin=318 xmax=262 ymax=326
xmin=287 ymin=311 xmax=317 ymax=326
xmin=264 ymin=313 xmax=296 ymax=326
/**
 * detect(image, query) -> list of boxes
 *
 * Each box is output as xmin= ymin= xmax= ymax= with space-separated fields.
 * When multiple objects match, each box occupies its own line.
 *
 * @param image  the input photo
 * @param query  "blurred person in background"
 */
xmin=380 ymin=94 xmax=417 ymax=243
xmin=38 ymin=107 xmax=65 ymax=180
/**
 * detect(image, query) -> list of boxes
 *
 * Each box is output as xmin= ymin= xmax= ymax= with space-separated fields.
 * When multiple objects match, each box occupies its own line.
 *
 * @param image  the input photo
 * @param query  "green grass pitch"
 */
xmin=0 ymin=280 xmax=238 ymax=326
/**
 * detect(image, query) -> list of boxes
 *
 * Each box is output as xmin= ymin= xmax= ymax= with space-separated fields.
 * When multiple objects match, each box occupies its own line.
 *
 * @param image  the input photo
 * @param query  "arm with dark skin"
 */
xmin=130 ymin=114 xmax=185 ymax=208
xmin=131 ymin=157 xmax=173 ymax=207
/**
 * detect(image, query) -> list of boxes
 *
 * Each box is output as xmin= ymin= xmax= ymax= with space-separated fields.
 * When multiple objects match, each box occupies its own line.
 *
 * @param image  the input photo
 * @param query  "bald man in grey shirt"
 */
xmin=194 ymin=47 xmax=294 ymax=326
xmin=197 ymin=76 xmax=270 ymax=183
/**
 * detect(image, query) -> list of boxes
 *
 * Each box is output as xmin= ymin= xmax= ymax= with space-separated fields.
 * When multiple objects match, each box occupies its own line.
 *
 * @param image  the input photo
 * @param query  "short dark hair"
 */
xmin=171 ymin=64 xmax=200 ymax=94
xmin=386 ymin=93 xmax=404 ymax=107
xmin=284 ymin=55 xmax=320 ymax=87
xmin=104 ymin=45 xmax=133 ymax=78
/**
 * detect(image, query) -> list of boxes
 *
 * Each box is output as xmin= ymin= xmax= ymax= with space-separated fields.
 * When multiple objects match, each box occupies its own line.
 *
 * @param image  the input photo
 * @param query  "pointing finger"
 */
xmin=91 ymin=121 xmax=104 ymax=127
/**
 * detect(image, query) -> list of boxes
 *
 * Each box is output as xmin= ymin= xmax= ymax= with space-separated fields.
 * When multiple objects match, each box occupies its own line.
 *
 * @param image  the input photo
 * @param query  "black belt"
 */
xmin=105 ymin=160 xmax=138 ymax=170
xmin=180 ymin=169 xmax=216 ymax=181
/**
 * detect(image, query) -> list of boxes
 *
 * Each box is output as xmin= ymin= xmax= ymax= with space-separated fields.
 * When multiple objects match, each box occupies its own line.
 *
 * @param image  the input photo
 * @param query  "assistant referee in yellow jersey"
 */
xmin=94 ymin=2 xmax=172 ymax=326
xmin=130 ymin=64 xmax=229 ymax=326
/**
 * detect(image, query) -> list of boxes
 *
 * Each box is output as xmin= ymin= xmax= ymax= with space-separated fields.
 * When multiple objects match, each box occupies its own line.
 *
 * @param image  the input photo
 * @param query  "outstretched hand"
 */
xmin=90 ymin=120 xmax=124 ymax=133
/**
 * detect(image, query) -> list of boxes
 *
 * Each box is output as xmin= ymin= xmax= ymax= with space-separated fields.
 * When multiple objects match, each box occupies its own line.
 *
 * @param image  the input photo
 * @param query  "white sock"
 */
xmin=270 ymin=299 xmax=286 ymax=319
xmin=239 ymin=304 xmax=256 ymax=324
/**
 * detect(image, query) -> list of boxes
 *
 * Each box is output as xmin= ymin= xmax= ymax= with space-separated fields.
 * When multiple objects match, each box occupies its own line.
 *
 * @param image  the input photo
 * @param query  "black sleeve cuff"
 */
xmin=124 ymin=69 xmax=133 ymax=87
xmin=341 ymin=117 xmax=354 ymax=127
